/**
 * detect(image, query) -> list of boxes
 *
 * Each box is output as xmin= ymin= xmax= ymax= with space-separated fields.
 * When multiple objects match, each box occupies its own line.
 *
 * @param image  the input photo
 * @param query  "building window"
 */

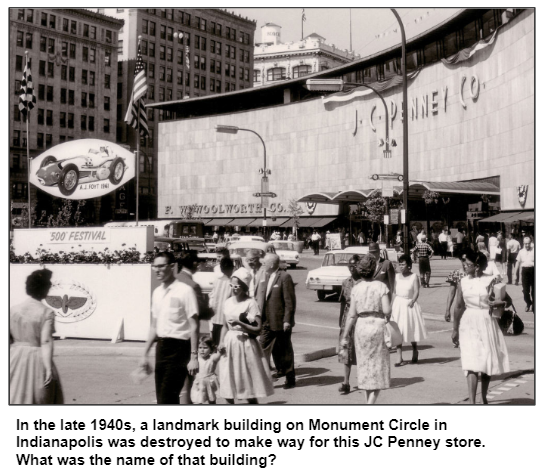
xmin=49 ymin=14 xmax=56 ymax=29
xmin=37 ymin=132 xmax=44 ymax=148
xmin=63 ymin=18 xmax=68 ymax=32
xmin=225 ymin=45 xmax=230 ymax=58
xmin=46 ymin=110 xmax=53 ymax=126
xmin=167 ymin=47 xmax=173 ymax=62
xmin=70 ymin=20 xmax=77 ymax=35
xmin=90 ymin=48 xmax=95 ymax=63
xmin=148 ymin=84 xmax=154 ymax=100
xmin=17 ymin=9 xmax=24 ymax=20
xmin=149 ymin=42 xmax=155 ymax=57
xmin=150 ymin=21 xmax=156 ymax=36
xmin=16 ymin=55 xmax=23 ymax=71
xmin=105 ymin=50 xmax=111 ymax=66
xmin=69 ymin=66 xmax=75 ymax=82
xmin=17 ymin=31 xmax=24 ymax=47
xmin=27 ymin=9 xmax=34 ymax=22
xmin=13 ymin=130 xmax=21 ymax=147
xmin=69 ymin=90 xmax=74 ymax=105
xmin=201 ymin=37 xmax=206 ymax=51
xmin=41 ymin=12 xmax=47 ymax=26
xmin=82 ymin=70 xmax=87 ymax=85
xmin=217 ymin=24 xmax=222 ymax=37
xmin=37 ymin=109 xmax=44 ymax=125
xmin=147 ymin=108 xmax=154 ymax=121
xmin=167 ymin=27 xmax=173 ymax=41
xmin=59 ymin=136 xmax=66 ymax=143
xmin=68 ymin=113 xmax=74 ymax=128
xmin=267 ymin=67 xmax=286 ymax=81
xmin=26 ymin=32 xmax=33 ymax=49
xmin=216 ymin=61 xmax=221 ymax=74
xmin=83 ymin=24 xmax=89 ymax=37
xmin=293 ymin=65 xmax=312 ymax=78
xmin=90 ymin=71 xmax=95 ymax=85
xmin=70 ymin=43 xmax=76 ymax=59
xmin=167 ymin=88 xmax=172 ymax=100
xmin=160 ymin=45 xmax=165 ymax=60
xmin=62 ymin=42 xmax=68 ymax=57
xmin=210 ymin=59 xmax=215 ymax=74
xmin=160 ymin=25 xmax=166 ymax=40
xmin=149 ymin=63 xmax=155 ymax=78
xmin=14 ymin=105 xmax=21 ymax=122
xmin=60 ymin=112 xmax=66 ymax=127
xmin=81 ymin=92 xmax=87 ymax=107
xmin=177 ymin=31 xmax=184 ymax=44
xmin=185 ymin=72 xmax=190 ymax=87
xmin=118 ymin=62 xmax=123 ymax=77
xmin=81 ymin=115 xmax=87 ymax=131
xmin=47 ymin=86 xmax=53 ymax=101
xmin=142 ymin=19 xmax=148 ymax=35
xmin=200 ymin=57 xmax=206 ymax=71
xmin=194 ymin=74 xmax=199 ymax=88
xmin=230 ymin=65 xmax=235 ymax=78
xmin=89 ymin=93 xmax=95 ymax=108
xmin=239 ymin=67 xmax=244 ymax=80
xmin=159 ymin=66 xmax=165 ymax=81
xmin=60 ymin=88 xmax=66 ymax=103
xmin=177 ymin=50 xmax=183 ymax=65
xmin=209 ymin=78 xmax=215 ymax=92
xmin=253 ymin=69 xmax=260 ymax=81
xmin=159 ymin=87 xmax=165 ymax=101
xmin=47 ymin=62 xmax=54 ymax=78
xmin=47 ymin=38 xmax=55 ymax=54
xmin=216 ymin=80 xmax=221 ymax=93
xmin=38 ymin=84 xmax=45 ymax=100
xmin=106 ymin=30 xmax=112 ymax=44
xmin=40 ymin=36 xmax=46 ymax=52
xmin=200 ymin=76 xmax=206 ymax=90
xmin=166 ymin=68 xmax=172 ymax=82
xmin=15 ymin=79 xmax=21 ymax=94
xmin=46 ymin=134 xmax=52 ymax=147
xmin=210 ymin=40 xmax=216 ymax=54
xmin=105 ymin=74 xmax=110 ymax=89
xmin=60 ymin=65 xmax=67 ymax=81
xmin=88 ymin=116 xmax=94 ymax=131
xmin=104 ymin=119 xmax=110 ymax=134
xmin=244 ymin=50 xmax=250 ymax=63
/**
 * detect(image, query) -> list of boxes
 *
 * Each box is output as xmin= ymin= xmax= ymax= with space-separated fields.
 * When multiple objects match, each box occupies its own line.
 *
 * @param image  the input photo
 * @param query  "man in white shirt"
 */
xmin=311 ymin=230 xmax=321 ymax=255
xmin=515 ymin=237 xmax=534 ymax=312
xmin=209 ymin=257 xmax=234 ymax=346
xmin=439 ymin=228 xmax=448 ymax=259
xmin=141 ymin=252 xmax=199 ymax=404
xmin=246 ymin=249 xmax=265 ymax=299
xmin=506 ymin=233 xmax=521 ymax=285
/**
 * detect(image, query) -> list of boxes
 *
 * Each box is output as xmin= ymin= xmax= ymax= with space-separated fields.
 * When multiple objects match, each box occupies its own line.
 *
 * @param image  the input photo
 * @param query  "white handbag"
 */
xmin=384 ymin=320 xmax=403 ymax=348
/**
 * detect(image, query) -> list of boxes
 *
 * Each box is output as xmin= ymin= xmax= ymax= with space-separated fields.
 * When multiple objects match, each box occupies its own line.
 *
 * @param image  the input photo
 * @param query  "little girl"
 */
xmin=190 ymin=336 xmax=221 ymax=405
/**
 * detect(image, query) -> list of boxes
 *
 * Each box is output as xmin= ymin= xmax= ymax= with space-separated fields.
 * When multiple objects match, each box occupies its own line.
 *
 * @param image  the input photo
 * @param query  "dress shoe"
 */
xmin=283 ymin=380 xmax=296 ymax=389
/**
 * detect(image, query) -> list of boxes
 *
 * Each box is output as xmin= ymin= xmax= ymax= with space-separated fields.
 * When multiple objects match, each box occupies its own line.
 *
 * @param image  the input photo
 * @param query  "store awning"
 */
xmin=296 ymin=191 xmax=339 ymax=204
xmin=479 ymin=211 xmax=535 ymax=223
xmin=417 ymin=181 xmax=500 ymax=195
xmin=278 ymin=217 xmax=323 ymax=228
xmin=311 ymin=217 xmax=338 ymax=227
xmin=331 ymin=189 xmax=377 ymax=202
xmin=227 ymin=218 xmax=258 ymax=227
xmin=205 ymin=218 xmax=234 ymax=226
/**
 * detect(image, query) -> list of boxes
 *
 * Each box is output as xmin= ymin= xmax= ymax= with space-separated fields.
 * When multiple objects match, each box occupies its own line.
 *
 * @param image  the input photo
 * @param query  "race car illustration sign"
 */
xmin=29 ymin=139 xmax=135 ymax=199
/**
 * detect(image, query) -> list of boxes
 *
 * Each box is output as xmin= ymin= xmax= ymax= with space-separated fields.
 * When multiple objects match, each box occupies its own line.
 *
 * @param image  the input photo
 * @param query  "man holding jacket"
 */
xmin=257 ymin=254 xmax=297 ymax=389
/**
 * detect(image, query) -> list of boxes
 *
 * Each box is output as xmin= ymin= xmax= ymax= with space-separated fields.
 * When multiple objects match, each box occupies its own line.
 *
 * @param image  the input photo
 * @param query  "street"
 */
xmin=53 ymin=251 xmax=535 ymax=405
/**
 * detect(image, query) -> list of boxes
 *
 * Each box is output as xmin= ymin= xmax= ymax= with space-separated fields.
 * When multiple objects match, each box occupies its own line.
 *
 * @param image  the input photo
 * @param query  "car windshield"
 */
xmin=196 ymin=258 xmax=217 ymax=273
xmin=322 ymin=253 xmax=365 ymax=266
xmin=273 ymin=242 xmax=294 ymax=251
xmin=154 ymin=241 xmax=171 ymax=251
xmin=230 ymin=247 xmax=265 ymax=258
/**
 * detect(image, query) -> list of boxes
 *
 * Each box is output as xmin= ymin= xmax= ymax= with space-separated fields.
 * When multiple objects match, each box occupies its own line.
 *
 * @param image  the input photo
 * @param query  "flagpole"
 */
xmin=25 ymin=51 xmax=31 ymax=229
xmin=350 ymin=10 xmax=353 ymax=52
xmin=136 ymin=102 xmax=140 ymax=226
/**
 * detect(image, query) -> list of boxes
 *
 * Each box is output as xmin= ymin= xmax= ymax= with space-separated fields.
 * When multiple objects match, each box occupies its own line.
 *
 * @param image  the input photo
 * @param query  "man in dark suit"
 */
xmin=257 ymin=254 xmax=297 ymax=389
xmin=368 ymin=242 xmax=396 ymax=300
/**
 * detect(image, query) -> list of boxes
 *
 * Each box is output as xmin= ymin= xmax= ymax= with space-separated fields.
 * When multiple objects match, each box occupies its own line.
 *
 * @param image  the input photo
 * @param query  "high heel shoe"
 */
xmin=411 ymin=351 xmax=419 ymax=364
xmin=339 ymin=383 xmax=350 ymax=394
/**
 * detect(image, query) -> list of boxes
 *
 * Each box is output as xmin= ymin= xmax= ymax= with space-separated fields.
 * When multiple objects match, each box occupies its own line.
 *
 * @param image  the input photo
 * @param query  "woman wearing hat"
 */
xmin=340 ymin=254 xmax=391 ymax=404
xmin=218 ymin=268 xmax=274 ymax=404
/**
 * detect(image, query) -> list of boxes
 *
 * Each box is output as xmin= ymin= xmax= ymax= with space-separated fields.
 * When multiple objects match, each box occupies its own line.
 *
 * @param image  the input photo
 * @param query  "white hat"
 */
xmin=232 ymin=268 xmax=251 ymax=288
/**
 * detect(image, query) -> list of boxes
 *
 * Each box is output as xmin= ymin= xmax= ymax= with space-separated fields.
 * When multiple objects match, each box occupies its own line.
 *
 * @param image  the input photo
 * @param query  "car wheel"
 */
xmin=58 ymin=164 xmax=79 ymax=196
xmin=317 ymin=290 xmax=326 ymax=301
xmin=290 ymin=263 xmax=297 ymax=269
xmin=40 ymin=155 xmax=57 ymax=168
xmin=109 ymin=157 xmax=125 ymax=185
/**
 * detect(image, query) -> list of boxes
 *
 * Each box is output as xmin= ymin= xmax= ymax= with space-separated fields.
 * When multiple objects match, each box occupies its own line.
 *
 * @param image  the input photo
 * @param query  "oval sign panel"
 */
xmin=29 ymin=139 xmax=135 ymax=200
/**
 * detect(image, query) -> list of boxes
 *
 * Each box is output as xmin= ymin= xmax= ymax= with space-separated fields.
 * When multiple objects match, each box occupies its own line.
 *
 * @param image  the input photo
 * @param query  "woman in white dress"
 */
xmin=452 ymin=249 xmax=510 ymax=404
xmin=391 ymin=254 xmax=427 ymax=366
xmin=218 ymin=268 xmax=274 ymax=404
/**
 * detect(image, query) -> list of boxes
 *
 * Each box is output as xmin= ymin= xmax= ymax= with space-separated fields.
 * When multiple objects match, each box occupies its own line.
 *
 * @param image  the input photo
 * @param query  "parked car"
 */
xmin=271 ymin=241 xmax=300 ymax=268
xmin=153 ymin=237 xmax=189 ymax=258
xmin=35 ymin=146 xmax=126 ymax=196
xmin=306 ymin=245 xmax=399 ymax=300
xmin=238 ymin=235 xmax=265 ymax=242
xmin=193 ymin=254 xmax=243 ymax=294
xmin=174 ymin=237 xmax=214 ymax=253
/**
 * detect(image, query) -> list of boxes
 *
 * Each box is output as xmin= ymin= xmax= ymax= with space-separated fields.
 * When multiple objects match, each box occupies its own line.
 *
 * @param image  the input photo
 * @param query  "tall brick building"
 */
xmin=9 ymin=8 xmax=123 ymax=225
xmin=99 ymin=8 xmax=256 ymax=220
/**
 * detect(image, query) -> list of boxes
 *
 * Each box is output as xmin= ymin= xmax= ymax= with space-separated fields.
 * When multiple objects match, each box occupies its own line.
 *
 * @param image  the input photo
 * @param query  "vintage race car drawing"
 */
xmin=35 ymin=146 xmax=127 ymax=196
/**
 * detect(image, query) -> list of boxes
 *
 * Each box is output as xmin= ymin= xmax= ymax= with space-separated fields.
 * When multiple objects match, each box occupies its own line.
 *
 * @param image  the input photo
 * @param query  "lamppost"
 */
xmin=391 ymin=8 xmax=410 ymax=254
xmin=305 ymin=78 xmax=392 ymax=159
xmin=216 ymin=125 xmax=272 ymax=238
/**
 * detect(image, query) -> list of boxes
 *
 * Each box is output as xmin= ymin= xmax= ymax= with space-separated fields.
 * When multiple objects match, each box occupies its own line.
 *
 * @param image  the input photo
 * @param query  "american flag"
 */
xmin=302 ymin=9 xmax=306 ymax=22
xmin=124 ymin=43 xmax=149 ymax=137
xmin=185 ymin=45 xmax=190 ymax=69
xmin=19 ymin=57 xmax=36 ymax=119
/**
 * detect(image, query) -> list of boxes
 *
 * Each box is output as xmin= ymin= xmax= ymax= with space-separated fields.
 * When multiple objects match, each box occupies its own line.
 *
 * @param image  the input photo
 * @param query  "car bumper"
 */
xmin=306 ymin=283 xmax=342 ymax=292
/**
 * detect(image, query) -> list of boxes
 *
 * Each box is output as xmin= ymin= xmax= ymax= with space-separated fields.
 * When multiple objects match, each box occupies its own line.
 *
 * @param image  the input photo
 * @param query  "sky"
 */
xmin=229 ymin=8 xmax=461 ymax=57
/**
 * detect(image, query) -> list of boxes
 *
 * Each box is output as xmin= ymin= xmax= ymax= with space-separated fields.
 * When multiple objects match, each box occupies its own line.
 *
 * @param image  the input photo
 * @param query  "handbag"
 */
xmin=384 ymin=320 xmax=403 ymax=348
xmin=498 ymin=306 xmax=524 ymax=336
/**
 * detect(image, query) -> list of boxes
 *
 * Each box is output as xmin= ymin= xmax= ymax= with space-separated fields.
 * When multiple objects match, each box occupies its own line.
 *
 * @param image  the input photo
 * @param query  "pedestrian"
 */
xmin=344 ymin=232 xmax=350 ymax=249
xmin=395 ymin=230 xmax=403 ymax=251
xmin=358 ymin=230 xmax=365 ymax=246
xmin=411 ymin=235 xmax=434 ymax=288
xmin=506 ymin=233 xmax=521 ymax=285
xmin=320 ymin=231 xmax=326 ymax=249
xmin=454 ymin=227 xmax=465 ymax=255
xmin=444 ymin=249 xmax=467 ymax=324
xmin=366 ymin=242 xmax=396 ymax=297
xmin=515 ymin=237 xmax=534 ymax=312
xmin=257 ymin=254 xmax=297 ymax=389
xmin=213 ymin=246 xmax=230 ymax=275
xmin=439 ymin=228 xmax=449 ymax=259
xmin=452 ymin=249 xmax=510 ymax=404
xmin=325 ymin=231 xmax=331 ymax=250
xmin=311 ymin=230 xmax=321 ymax=255
xmin=209 ymin=257 xmax=234 ymax=346
xmin=141 ymin=252 xmax=199 ymax=404
xmin=339 ymin=254 xmax=391 ymax=404
xmin=391 ymin=254 xmax=427 ymax=366
xmin=10 ymin=269 xmax=64 ymax=404
xmin=190 ymin=336 xmax=221 ymax=404
xmin=410 ymin=225 xmax=418 ymax=250
xmin=337 ymin=255 xmax=361 ymax=395
xmin=177 ymin=251 xmax=210 ymax=321
xmin=416 ymin=228 xmax=426 ymax=244
xmin=488 ymin=232 xmax=499 ymax=262
xmin=246 ymin=249 xmax=265 ymax=299
xmin=495 ymin=231 xmax=507 ymax=278
xmin=212 ymin=231 xmax=219 ymax=244
xmin=218 ymin=268 xmax=274 ymax=404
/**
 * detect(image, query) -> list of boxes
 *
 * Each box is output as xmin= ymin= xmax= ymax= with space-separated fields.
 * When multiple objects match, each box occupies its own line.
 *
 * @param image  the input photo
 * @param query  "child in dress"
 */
xmin=392 ymin=254 xmax=428 ymax=366
xmin=190 ymin=336 xmax=220 ymax=405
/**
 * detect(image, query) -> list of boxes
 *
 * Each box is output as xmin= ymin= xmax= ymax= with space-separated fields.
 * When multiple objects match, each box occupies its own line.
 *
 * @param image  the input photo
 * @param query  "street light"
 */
xmin=304 ymin=78 xmax=392 ymax=158
xmin=216 ymin=125 xmax=270 ymax=235
xmin=391 ymin=8 xmax=410 ymax=255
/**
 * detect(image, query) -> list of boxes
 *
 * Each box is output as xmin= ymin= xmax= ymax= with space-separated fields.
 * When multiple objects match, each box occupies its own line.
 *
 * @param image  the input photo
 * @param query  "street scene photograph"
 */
xmin=9 ymin=7 xmax=535 ymax=405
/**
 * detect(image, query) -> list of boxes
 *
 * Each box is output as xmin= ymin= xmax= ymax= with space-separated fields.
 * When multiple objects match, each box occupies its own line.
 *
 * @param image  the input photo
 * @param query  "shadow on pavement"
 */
xmin=266 ymin=400 xmax=288 ymax=405
xmin=418 ymin=356 xmax=460 ymax=365
xmin=294 ymin=366 xmax=330 ymax=378
xmin=489 ymin=398 xmax=534 ymax=405
xmin=390 ymin=376 xmax=424 ymax=389
xmin=290 ymin=374 xmax=344 ymax=388
xmin=491 ymin=369 xmax=534 ymax=382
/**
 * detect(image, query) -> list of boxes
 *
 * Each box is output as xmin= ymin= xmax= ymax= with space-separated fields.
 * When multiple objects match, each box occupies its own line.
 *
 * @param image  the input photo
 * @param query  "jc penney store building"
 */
xmin=149 ymin=9 xmax=534 ymax=241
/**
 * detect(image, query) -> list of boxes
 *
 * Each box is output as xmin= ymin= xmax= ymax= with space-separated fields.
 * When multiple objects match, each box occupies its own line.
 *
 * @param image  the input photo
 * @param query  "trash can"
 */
xmin=294 ymin=241 xmax=304 ymax=254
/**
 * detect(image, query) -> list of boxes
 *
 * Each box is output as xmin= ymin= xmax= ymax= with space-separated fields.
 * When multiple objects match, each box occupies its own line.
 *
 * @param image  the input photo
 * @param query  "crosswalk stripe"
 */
xmin=504 ymin=383 xmax=519 ymax=387
xmin=488 ymin=391 xmax=503 ymax=395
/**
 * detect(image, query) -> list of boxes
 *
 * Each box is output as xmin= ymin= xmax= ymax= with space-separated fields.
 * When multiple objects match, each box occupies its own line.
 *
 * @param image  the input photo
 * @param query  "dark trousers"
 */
xmin=259 ymin=325 xmax=295 ymax=384
xmin=312 ymin=241 xmax=319 ymax=255
xmin=155 ymin=338 xmax=191 ymax=404
xmin=212 ymin=323 xmax=223 ymax=348
xmin=522 ymin=267 xmax=534 ymax=308
xmin=440 ymin=241 xmax=448 ymax=258
xmin=507 ymin=253 xmax=519 ymax=284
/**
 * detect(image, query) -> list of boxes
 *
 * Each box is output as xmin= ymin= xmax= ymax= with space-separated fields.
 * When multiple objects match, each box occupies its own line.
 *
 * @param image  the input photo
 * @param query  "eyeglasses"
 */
xmin=152 ymin=264 xmax=170 ymax=269
xmin=230 ymin=284 xmax=242 ymax=289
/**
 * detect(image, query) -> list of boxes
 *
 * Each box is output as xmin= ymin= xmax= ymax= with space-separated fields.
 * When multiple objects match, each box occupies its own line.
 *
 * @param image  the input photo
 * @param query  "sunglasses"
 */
xmin=230 ymin=284 xmax=242 ymax=289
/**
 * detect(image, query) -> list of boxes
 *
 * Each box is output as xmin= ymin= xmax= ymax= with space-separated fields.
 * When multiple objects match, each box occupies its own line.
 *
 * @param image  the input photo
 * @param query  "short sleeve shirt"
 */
xmin=152 ymin=280 xmax=198 ymax=340
xmin=516 ymin=248 xmax=534 ymax=267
